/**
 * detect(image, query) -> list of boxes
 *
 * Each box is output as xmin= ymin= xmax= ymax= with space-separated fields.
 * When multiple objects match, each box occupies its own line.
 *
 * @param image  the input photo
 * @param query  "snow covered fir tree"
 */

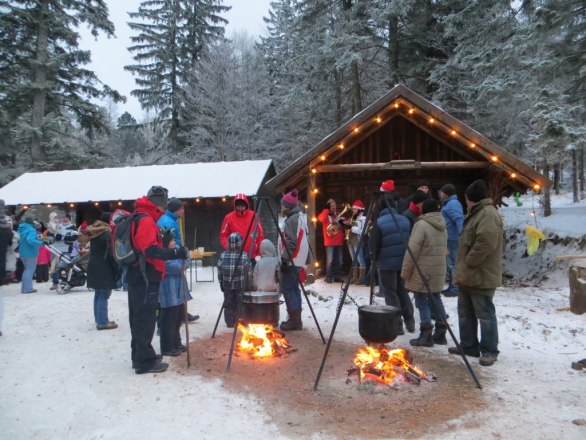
xmin=0 ymin=0 xmax=583 ymax=204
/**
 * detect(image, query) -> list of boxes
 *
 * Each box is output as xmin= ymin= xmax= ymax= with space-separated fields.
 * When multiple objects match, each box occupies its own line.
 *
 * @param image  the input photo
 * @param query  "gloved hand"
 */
xmin=175 ymin=246 xmax=189 ymax=260
xmin=42 ymin=236 xmax=55 ymax=245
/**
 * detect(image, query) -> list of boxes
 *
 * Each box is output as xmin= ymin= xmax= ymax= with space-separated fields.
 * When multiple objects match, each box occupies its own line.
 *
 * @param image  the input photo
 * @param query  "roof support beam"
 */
xmin=315 ymin=161 xmax=489 ymax=173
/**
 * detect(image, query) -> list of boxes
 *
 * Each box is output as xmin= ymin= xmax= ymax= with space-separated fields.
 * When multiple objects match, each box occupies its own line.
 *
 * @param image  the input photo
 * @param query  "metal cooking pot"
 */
xmin=241 ymin=291 xmax=281 ymax=327
xmin=358 ymin=305 xmax=402 ymax=344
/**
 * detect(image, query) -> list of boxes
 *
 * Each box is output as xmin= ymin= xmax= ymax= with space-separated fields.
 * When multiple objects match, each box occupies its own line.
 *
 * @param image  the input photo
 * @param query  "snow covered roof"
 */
xmin=0 ymin=160 xmax=275 ymax=206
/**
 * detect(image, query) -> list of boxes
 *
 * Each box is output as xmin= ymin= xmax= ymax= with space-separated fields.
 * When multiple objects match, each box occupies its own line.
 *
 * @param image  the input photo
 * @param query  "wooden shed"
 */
xmin=0 ymin=160 xmax=278 ymax=253
xmin=266 ymin=85 xmax=552 ymax=272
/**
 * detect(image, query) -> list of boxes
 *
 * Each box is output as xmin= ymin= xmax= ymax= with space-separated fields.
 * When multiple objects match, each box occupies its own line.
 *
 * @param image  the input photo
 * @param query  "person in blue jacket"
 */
xmin=157 ymin=197 xmax=199 ymax=322
xmin=439 ymin=184 xmax=464 ymax=297
xmin=17 ymin=217 xmax=44 ymax=294
xmin=369 ymin=183 xmax=415 ymax=335
xmin=158 ymin=232 xmax=192 ymax=356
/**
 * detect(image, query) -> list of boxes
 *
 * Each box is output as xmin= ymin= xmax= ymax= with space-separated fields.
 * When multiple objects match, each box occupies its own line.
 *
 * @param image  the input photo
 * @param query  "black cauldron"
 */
xmin=241 ymin=292 xmax=281 ymax=327
xmin=358 ymin=305 xmax=402 ymax=344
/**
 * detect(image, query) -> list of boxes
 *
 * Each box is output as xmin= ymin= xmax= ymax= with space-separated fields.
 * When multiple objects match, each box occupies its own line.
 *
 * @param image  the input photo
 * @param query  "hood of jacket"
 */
xmin=135 ymin=196 xmax=163 ymax=221
xmin=232 ymin=193 xmax=249 ymax=217
xmin=86 ymin=220 xmax=110 ymax=239
xmin=17 ymin=222 xmax=36 ymax=235
xmin=228 ymin=232 xmax=243 ymax=250
xmin=259 ymin=238 xmax=277 ymax=258
xmin=418 ymin=211 xmax=446 ymax=232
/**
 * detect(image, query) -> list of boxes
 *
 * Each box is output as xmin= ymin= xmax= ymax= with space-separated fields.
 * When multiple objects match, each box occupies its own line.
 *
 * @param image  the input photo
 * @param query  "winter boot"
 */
xmin=357 ymin=268 xmax=366 ymax=285
xmin=409 ymin=324 xmax=434 ymax=347
xmin=432 ymin=322 xmax=448 ymax=345
xmin=350 ymin=267 xmax=359 ymax=284
xmin=280 ymin=310 xmax=303 ymax=331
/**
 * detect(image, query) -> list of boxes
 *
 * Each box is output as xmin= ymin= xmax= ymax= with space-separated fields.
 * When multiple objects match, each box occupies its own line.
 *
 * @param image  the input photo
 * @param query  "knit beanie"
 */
xmin=439 ymin=183 xmax=456 ymax=197
xmin=326 ymin=198 xmax=336 ymax=208
xmin=415 ymin=179 xmax=431 ymax=189
xmin=24 ymin=216 xmax=35 ymax=225
xmin=100 ymin=212 xmax=111 ymax=223
xmin=147 ymin=186 xmax=169 ymax=208
xmin=410 ymin=190 xmax=428 ymax=205
xmin=281 ymin=189 xmax=299 ymax=209
xmin=465 ymin=179 xmax=487 ymax=203
xmin=422 ymin=199 xmax=440 ymax=214
xmin=380 ymin=180 xmax=395 ymax=192
xmin=352 ymin=200 xmax=365 ymax=210
xmin=167 ymin=197 xmax=183 ymax=213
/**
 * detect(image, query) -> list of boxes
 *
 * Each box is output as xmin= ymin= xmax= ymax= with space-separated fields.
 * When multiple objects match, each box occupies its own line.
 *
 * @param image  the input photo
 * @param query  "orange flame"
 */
xmin=237 ymin=323 xmax=290 ymax=358
xmin=353 ymin=345 xmax=426 ymax=385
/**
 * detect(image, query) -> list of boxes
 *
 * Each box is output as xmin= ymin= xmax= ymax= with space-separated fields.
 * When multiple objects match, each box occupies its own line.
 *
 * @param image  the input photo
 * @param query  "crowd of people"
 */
xmin=0 ymin=176 xmax=503 ymax=371
xmin=316 ymin=178 xmax=503 ymax=367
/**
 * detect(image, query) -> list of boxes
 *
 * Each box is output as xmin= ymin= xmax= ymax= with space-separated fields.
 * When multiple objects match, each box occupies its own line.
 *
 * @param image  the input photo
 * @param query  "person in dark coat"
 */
xmin=369 ymin=184 xmax=415 ymax=334
xmin=86 ymin=212 xmax=120 ymax=330
xmin=402 ymin=190 xmax=428 ymax=230
xmin=0 ymin=200 xmax=14 ymax=286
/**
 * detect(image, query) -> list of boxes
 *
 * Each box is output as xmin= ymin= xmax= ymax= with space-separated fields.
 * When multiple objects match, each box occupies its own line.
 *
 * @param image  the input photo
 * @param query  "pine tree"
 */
xmin=125 ymin=0 xmax=228 ymax=153
xmin=0 ymin=0 xmax=124 ymax=167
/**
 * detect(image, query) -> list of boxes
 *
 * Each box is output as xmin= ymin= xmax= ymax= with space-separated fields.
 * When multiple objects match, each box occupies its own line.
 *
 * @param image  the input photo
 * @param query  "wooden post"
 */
xmin=569 ymin=262 xmax=586 ymax=315
xmin=307 ymin=172 xmax=317 ymax=278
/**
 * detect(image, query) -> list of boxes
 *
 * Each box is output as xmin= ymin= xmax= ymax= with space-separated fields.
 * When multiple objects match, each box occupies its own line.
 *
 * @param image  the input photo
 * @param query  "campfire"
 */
xmin=237 ymin=323 xmax=294 ymax=358
xmin=348 ymin=345 xmax=436 ymax=386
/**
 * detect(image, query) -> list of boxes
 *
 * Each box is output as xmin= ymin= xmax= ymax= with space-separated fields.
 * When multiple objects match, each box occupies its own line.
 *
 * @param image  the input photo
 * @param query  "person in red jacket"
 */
xmin=219 ymin=193 xmax=264 ymax=260
xmin=317 ymin=198 xmax=345 ymax=283
xmin=127 ymin=186 xmax=189 ymax=375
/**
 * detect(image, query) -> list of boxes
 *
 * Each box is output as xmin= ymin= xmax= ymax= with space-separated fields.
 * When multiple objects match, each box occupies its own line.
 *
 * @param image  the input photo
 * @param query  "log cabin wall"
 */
xmin=310 ymin=117 xmax=489 ymax=274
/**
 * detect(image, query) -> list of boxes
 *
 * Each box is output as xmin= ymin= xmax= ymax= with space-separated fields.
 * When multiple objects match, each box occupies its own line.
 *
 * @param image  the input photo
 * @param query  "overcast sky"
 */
xmin=79 ymin=0 xmax=272 ymax=120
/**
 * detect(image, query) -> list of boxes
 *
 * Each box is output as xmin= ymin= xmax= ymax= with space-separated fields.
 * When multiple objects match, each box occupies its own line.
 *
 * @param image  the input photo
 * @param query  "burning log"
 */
xmin=237 ymin=323 xmax=294 ymax=359
xmin=351 ymin=345 xmax=436 ymax=386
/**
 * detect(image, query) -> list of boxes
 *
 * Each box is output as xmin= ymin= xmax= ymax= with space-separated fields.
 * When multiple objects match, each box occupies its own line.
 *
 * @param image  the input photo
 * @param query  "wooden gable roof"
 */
xmin=266 ymin=85 xmax=551 ymax=199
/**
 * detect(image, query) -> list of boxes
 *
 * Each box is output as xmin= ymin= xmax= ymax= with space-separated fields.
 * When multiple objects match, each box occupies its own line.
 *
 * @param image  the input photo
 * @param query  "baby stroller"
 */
xmin=44 ymin=242 xmax=87 ymax=294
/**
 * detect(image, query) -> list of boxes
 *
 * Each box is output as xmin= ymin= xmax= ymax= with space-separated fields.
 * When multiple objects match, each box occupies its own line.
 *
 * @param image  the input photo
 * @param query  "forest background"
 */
xmin=0 ymin=0 xmax=584 ymax=201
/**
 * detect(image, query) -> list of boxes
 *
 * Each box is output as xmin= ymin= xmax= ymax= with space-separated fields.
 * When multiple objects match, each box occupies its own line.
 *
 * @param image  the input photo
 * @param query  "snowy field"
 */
xmin=1 ymin=191 xmax=585 ymax=439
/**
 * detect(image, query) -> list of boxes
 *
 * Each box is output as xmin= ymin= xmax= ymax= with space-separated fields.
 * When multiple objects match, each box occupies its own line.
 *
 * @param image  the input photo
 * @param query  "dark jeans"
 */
xmin=413 ymin=291 xmax=447 ymax=327
xmin=378 ymin=268 xmax=414 ymax=323
xmin=281 ymin=265 xmax=301 ymax=312
xmin=160 ymin=304 xmax=183 ymax=352
xmin=325 ymin=245 xmax=343 ymax=280
xmin=127 ymin=280 xmax=160 ymax=370
xmin=457 ymin=287 xmax=499 ymax=357
xmin=223 ymin=288 xmax=242 ymax=327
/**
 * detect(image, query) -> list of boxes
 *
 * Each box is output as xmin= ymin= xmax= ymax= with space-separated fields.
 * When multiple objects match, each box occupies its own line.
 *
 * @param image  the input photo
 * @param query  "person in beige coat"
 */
xmin=401 ymin=199 xmax=449 ymax=347
xmin=448 ymin=179 xmax=504 ymax=367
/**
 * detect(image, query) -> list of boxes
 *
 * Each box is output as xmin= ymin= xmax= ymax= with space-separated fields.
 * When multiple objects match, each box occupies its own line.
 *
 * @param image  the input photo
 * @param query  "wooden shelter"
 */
xmin=266 ymin=85 xmax=552 ymax=271
xmin=0 ymin=160 xmax=278 ymax=253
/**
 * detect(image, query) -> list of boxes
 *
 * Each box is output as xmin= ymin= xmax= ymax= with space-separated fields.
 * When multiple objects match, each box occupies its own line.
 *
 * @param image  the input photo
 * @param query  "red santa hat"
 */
xmin=352 ymin=200 xmax=365 ymax=210
xmin=380 ymin=179 xmax=395 ymax=192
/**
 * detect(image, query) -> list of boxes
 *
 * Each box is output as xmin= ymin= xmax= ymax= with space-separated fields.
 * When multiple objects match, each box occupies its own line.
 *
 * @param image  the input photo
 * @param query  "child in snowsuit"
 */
xmin=217 ymin=232 xmax=251 ymax=328
xmin=158 ymin=232 xmax=192 ymax=356
xmin=252 ymin=239 xmax=279 ymax=292
xmin=35 ymin=244 xmax=51 ymax=282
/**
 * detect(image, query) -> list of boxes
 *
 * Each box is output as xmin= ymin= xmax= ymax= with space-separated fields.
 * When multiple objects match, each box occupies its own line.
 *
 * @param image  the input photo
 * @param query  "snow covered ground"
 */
xmin=1 ymin=191 xmax=585 ymax=439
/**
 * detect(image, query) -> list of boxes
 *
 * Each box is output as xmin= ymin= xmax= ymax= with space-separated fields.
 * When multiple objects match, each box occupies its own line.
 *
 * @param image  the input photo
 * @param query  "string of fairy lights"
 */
xmin=307 ymin=98 xmax=544 ymax=195
xmin=304 ymin=98 xmax=546 ymax=227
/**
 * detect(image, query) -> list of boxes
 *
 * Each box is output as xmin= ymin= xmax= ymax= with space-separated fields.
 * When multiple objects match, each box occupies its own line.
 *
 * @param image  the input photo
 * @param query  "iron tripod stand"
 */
xmin=377 ymin=193 xmax=481 ymax=389
xmin=313 ymin=192 xmax=482 ymax=390
xmin=313 ymin=193 xmax=378 ymax=390
xmin=210 ymin=197 xmax=326 ymax=372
